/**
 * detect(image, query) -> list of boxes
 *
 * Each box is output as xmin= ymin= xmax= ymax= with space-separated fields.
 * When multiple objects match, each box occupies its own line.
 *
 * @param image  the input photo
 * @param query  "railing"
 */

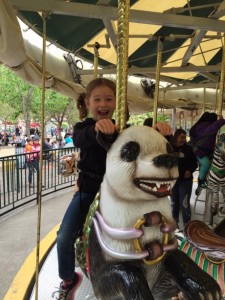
xmin=0 ymin=147 xmax=77 ymax=218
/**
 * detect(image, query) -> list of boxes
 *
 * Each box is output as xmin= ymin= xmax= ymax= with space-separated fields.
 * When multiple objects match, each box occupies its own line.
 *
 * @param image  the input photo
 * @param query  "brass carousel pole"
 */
xmin=202 ymin=88 xmax=206 ymax=114
xmin=34 ymin=11 xmax=48 ymax=300
xmin=116 ymin=0 xmax=130 ymax=132
xmin=152 ymin=37 xmax=163 ymax=127
xmin=218 ymin=36 xmax=225 ymax=116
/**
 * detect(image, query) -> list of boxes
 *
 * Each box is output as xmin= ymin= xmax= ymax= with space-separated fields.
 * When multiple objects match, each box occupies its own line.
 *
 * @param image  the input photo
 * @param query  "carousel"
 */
xmin=1 ymin=1 xmax=225 ymax=299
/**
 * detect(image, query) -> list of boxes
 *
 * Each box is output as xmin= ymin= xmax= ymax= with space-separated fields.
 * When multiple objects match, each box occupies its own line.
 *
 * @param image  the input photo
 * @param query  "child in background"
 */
xmin=53 ymin=78 xmax=117 ymax=300
xmin=189 ymin=112 xmax=225 ymax=190
xmin=25 ymin=136 xmax=40 ymax=188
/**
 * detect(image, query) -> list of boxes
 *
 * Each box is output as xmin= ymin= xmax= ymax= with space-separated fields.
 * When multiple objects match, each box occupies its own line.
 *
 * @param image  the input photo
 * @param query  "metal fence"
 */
xmin=0 ymin=147 xmax=77 ymax=218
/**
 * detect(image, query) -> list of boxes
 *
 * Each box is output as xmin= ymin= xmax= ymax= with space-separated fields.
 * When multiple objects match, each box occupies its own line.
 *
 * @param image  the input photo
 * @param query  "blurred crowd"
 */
xmin=0 ymin=125 xmax=74 ymax=149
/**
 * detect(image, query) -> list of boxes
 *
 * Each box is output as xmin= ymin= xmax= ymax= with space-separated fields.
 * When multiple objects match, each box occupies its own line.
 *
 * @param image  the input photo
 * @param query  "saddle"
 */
xmin=184 ymin=220 xmax=225 ymax=261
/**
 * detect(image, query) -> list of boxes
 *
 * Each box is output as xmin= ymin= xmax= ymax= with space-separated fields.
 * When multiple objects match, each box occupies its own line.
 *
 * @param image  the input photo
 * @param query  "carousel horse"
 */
xmin=78 ymin=125 xmax=222 ymax=300
xmin=181 ymin=220 xmax=225 ymax=298
xmin=207 ymin=126 xmax=225 ymax=216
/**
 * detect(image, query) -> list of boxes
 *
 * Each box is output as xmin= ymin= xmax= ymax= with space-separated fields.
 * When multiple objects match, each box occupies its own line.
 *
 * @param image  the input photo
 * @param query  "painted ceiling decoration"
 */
xmin=1 ymin=0 xmax=225 ymax=113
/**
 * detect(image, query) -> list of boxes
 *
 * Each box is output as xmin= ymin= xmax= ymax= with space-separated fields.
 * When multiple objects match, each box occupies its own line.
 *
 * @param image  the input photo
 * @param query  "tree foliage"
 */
xmin=0 ymin=65 xmax=80 ymax=137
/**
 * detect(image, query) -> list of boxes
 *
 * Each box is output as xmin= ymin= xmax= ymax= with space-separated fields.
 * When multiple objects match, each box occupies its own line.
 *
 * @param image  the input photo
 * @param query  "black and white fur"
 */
xmin=89 ymin=126 xmax=222 ymax=300
xmin=207 ymin=130 xmax=225 ymax=215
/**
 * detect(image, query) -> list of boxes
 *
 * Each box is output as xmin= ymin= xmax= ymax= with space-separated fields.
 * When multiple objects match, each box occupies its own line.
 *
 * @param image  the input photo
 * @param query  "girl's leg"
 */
xmin=28 ymin=162 xmax=33 ymax=184
xmin=56 ymin=192 xmax=96 ymax=280
xmin=197 ymin=156 xmax=211 ymax=181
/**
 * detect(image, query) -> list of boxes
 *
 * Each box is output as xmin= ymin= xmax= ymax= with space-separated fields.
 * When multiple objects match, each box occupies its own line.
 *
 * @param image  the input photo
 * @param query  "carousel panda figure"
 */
xmin=87 ymin=125 xmax=222 ymax=300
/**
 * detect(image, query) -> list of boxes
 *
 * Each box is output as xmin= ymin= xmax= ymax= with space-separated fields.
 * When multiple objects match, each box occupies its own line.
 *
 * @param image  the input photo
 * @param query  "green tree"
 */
xmin=40 ymin=90 xmax=79 ymax=140
xmin=0 ymin=65 xmax=41 ymax=136
xmin=0 ymin=65 xmax=80 ymax=139
xmin=0 ymin=102 xmax=17 ymax=144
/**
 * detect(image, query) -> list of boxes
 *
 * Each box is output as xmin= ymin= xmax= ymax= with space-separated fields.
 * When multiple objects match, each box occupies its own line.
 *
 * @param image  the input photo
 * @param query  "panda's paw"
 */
xmin=181 ymin=290 xmax=222 ymax=300
xmin=198 ymin=291 xmax=222 ymax=300
xmin=171 ymin=291 xmax=185 ymax=300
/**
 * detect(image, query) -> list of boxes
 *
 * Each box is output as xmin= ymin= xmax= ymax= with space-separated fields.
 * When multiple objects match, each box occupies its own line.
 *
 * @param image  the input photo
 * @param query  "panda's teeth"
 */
xmin=156 ymin=182 xmax=161 ymax=188
xmin=138 ymin=180 xmax=176 ymax=192
xmin=140 ymin=183 xmax=152 ymax=191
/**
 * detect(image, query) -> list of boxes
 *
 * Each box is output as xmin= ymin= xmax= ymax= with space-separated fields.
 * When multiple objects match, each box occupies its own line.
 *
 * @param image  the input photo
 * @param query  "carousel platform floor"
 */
xmin=2 ymin=179 xmax=225 ymax=300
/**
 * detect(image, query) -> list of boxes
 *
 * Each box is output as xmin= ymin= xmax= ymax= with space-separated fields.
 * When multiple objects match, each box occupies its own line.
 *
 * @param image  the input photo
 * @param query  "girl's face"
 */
xmin=86 ymin=85 xmax=116 ymax=121
xmin=176 ymin=133 xmax=186 ymax=147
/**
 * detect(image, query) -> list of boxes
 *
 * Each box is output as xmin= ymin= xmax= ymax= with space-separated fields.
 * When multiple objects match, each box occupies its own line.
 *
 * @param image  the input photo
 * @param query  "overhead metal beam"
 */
xmin=211 ymin=0 xmax=225 ymax=18
xmin=181 ymin=30 xmax=207 ymax=66
xmin=96 ymin=0 xmax=117 ymax=51
xmin=102 ymin=19 xmax=117 ymax=51
xmin=181 ymin=1 xmax=225 ymax=67
xmin=11 ymin=0 xmax=225 ymax=33
xmin=197 ymin=72 xmax=218 ymax=83
xmin=78 ymin=64 xmax=222 ymax=75
xmin=160 ymin=83 xmax=217 ymax=91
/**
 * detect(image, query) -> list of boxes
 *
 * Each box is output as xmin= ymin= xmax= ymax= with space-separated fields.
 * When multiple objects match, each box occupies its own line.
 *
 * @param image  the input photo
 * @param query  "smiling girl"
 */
xmin=54 ymin=78 xmax=117 ymax=300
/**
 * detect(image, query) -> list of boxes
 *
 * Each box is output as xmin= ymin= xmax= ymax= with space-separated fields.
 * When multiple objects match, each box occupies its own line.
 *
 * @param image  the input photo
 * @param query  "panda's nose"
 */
xmin=153 ymin=154 xmax=178 ymax=169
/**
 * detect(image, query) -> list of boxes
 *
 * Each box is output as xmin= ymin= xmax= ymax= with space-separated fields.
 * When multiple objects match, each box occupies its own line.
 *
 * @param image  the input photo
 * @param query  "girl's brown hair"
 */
xmin=76 ymin=78 xmax=116 ymax=120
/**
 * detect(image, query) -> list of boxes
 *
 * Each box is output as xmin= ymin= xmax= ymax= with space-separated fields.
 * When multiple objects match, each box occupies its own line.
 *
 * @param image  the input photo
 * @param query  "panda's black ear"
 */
xmin=96 ymin=131 xmax=119 ymax=151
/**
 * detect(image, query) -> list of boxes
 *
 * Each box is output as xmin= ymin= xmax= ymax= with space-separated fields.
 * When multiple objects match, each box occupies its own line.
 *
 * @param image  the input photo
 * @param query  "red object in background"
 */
xmin=4 ymin=121 xmax=13 ymax=125
xmin=30 ymin=122 xmax=40 ymax=128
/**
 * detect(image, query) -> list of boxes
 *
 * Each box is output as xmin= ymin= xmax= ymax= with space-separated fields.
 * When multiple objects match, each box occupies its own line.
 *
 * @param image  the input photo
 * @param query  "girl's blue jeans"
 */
xmin=171 ymin=179 xmax=193 ymax=225
xmin=197 ymin=155 xmax=212 ymax=181
xmin=56 ymin=191 xmax=96 ymax=280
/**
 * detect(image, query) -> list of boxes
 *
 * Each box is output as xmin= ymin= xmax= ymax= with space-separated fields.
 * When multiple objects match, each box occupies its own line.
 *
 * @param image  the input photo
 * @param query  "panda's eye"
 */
xmin=120 ymin=141 xmax=140 ymax=162
xmin=166 ymin=142 xmax=174 ymax=154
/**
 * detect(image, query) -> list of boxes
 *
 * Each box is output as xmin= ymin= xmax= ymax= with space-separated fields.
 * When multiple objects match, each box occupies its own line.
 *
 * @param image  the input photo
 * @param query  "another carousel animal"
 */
xmin=89 ymin=125 xmax=222 ymax=300
xmin=60 ymin=151 xmax=80 ymax=177
xmin=182 ymin=220 xmax=225 ymax=297
xmin=207 ymin=127 xmax=225 ymax=215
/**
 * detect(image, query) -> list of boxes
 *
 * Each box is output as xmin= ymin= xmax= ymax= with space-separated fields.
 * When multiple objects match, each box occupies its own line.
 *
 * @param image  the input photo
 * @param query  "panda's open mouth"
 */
xmin=134 ymin=178 xmax=176 ymax=198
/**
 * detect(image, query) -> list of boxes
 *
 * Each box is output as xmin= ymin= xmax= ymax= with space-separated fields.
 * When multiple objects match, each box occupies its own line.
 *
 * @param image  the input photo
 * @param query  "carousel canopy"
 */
xmin=1 ymin=0 xmax=225 ymax=113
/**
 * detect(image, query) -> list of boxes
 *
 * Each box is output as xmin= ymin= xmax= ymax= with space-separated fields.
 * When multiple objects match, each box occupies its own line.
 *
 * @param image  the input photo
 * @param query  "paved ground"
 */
xmin=0 ymin=145 xmax=16 ymax=157
xmin=0 ymin=188 xmax=74 ymax=300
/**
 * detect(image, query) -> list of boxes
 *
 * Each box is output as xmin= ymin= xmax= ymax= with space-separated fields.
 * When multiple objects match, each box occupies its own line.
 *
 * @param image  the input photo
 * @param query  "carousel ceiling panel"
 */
xmin=3 ymin=0 xmax=225 ymax=112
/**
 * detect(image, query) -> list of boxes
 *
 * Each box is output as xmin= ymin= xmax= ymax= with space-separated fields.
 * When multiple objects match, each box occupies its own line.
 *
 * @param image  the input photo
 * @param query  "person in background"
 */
xmin=15 ymin=126 xmax=20 ymax=137
xmin=24 ymin=138 xmax=33 ymax=179
xmin=24 ymin=137 xmax=32 ymax=150
xmin=53 ymin=78 xmax=117 ymax=300
xmin=43 ymin=138 xmax=53 ymax=161
xmin=143 ymin=117 xmax=153 ymax=127
xmin=20 ymin=135 xmax=27 ymax=147
xmin=64 ymin=134 xmax=73 ymax=144
xmin=170 ymin=129 xmax=198 ymax=230
xmin=154 ymin=121 xmax=173 ymax=142
xmin=189 ymin=112 xmax=225 ymax=189
xmin=43 ymin=138 xmax=52 ymax=150
xmin=30 ymin=127 xmax=35 ymax=135
xmin=27 ymin=136 xmax=40 ymax=188
xmin=52 ymin=140 xmax=59 ymax=149
xmin=51 ymin=127 xmax=55 ymax=137
xmin=63 ymin=134 xmax=74 ymax=148
xmin=67 ymin=128 xmax=73 ymax=135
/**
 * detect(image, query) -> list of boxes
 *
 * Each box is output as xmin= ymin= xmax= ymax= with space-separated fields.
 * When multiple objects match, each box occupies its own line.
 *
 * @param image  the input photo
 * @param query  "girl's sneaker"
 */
xmin=52 ymin=272 xmax=82 ymax=300
xmin=195 ymin=179 xmax=207 ymax=195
